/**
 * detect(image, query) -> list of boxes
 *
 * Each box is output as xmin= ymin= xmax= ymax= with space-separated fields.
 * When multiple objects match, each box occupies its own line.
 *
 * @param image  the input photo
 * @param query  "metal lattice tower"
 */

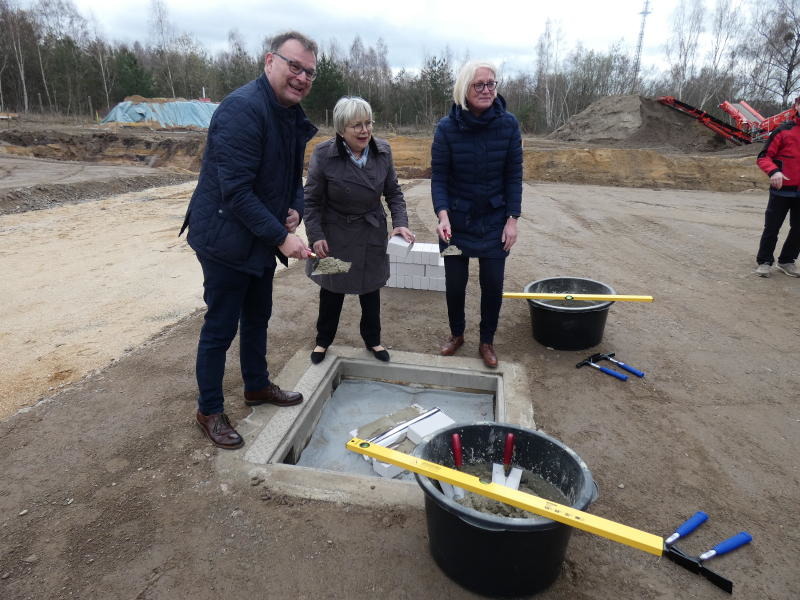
xmin=632 ymin=0 xmax=651 ymax=93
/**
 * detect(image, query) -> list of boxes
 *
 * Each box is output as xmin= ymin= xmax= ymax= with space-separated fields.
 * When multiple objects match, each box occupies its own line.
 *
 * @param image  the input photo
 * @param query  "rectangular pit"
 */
xmin=238 ymin=346 xmax=533 ymax=506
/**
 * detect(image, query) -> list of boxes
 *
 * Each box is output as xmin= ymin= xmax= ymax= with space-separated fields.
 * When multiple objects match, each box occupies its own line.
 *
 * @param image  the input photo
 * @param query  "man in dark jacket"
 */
xmin=181 ymin=31 xmax=318 ymax=449
xmin=755 ymin=97 xmax=800 ymax=278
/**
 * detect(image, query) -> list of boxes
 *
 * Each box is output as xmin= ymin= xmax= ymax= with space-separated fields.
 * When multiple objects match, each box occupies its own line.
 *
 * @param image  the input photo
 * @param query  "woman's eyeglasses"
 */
xmin=472 ymin=81 xmax=498 ymax=92
xmin=347 ymin=121 xmax=374 ymax=132
xmin=272 ymin=52 xmax=317 ymax=81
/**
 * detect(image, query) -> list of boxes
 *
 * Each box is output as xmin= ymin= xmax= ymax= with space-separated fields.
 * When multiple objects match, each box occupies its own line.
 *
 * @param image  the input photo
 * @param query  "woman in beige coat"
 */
xmin=303 ymin=96 xmax=415 ymax=363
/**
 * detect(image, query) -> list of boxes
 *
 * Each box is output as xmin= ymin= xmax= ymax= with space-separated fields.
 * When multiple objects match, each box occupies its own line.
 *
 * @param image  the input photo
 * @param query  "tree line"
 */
xmin=2 ymin=0 xmax=800 ymax=133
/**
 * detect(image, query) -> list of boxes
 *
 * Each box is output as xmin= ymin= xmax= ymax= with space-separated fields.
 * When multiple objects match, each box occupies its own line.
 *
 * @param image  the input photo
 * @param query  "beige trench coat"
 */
xmin=303 ymin=135 xmax=409 ymax=294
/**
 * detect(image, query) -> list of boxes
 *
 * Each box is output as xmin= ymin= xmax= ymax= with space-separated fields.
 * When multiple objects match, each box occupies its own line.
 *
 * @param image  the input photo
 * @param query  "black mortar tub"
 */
xmin=523 ymin=277 xmax=616 ymax=350
xmin=414 ymin=422 xmax=598 ymax=597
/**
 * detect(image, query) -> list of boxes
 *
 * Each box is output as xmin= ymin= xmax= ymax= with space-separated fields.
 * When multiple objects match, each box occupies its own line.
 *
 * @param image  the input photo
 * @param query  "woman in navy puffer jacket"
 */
xmin=431 ymin=61 xmax=522 ymax=368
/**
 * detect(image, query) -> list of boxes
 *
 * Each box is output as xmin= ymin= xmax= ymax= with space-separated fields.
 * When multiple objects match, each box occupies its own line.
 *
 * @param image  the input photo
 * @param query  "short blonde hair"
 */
xmin=333 ymin=96 xmax=373 ymax=135
xmin=452 ymin=61 xmax=498 ymax=108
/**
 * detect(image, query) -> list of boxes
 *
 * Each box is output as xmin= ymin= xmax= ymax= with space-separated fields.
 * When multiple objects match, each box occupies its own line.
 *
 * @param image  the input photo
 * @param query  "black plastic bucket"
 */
xmin=414 ymin=422 xmax=597 ymax=597
xmin=524 ymin=277 xmax=616 ymax=350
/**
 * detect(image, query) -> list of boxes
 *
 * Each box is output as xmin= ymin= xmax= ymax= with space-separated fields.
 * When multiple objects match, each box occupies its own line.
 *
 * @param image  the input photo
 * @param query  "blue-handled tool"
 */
xmin=663 ymin=512 xmax=752 ymax=594
xmin=665 ymin=510 xmax=708 ymax=545
xmin=597 ymin=352 xmax=645 ymax=377
xmin=698 ymin=532 xmax=753 ymax=561
xmin=576 ymin=355 xmax=628 ymax=380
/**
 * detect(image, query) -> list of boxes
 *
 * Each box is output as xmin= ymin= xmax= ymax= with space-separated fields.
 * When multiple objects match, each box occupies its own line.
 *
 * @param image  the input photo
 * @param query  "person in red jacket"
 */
xmin=755 ymin=97 xmax=800 ymax=277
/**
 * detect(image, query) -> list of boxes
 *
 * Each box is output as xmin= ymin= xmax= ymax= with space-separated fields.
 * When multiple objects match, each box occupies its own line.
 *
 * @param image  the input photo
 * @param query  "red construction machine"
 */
xmin=657 ymin=96 xmax=798 ymax=145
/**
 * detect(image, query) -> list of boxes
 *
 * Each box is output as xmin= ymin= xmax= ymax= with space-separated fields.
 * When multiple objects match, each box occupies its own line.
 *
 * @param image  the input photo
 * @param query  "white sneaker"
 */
xmin=755 ymin=263 xmax=771 ymax=277
xmin=776 ymin=262 xmax=800 ymax=277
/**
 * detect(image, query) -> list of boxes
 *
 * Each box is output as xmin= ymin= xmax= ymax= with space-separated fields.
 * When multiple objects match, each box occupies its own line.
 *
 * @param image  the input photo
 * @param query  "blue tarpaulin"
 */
xmin=101 ymin=100 xmax=219 ymax=128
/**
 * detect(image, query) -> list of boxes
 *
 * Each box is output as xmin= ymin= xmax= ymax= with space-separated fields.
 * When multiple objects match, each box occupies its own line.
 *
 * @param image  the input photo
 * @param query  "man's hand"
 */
xmin=502 ymin=217 xmax=518 ymax=252
xmin=770 ymin=172 xmax=789 ymax=189
xmin=436 ymin=210 xmax=452 ymax=242
xmin=391 ymin=227 xmax=416 ymax=243
xmin=284 ymin=208 xmax=300 ymax=233
xmin=278 ymin=233 xmax=312 ymax=259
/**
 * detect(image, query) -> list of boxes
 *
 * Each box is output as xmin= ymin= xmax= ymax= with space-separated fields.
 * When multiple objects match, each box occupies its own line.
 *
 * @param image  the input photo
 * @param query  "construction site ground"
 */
xmin=1 ymin=120 xmax=797 ymax=600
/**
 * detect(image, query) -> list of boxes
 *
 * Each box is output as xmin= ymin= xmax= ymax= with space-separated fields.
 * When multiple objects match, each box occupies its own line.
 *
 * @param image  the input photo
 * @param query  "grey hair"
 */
xmin=452 ymin=61 xmax=498 ymax=108
xmin=333 ymin=96 xmax=373 ymax=135
xmin=267 ymin=31 xmax=318 ymax=57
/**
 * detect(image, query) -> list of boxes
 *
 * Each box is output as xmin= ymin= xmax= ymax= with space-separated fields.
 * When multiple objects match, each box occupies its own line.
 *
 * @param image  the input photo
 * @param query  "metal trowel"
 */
xmin=309 ymin=252 xmax=352 ymax=275
xmin=492 ymin=432 xmax=523 ymax=489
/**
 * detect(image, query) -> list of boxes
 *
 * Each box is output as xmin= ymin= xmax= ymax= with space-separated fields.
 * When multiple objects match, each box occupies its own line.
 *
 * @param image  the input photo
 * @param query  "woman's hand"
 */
xmin=502 ymin=217 xmax=518 ymax=252
xmin=436 ymin=210 xmax=452 ymax=242
xmin=312 ymin=239 xmax=329 ymax=258
xmin=391 ymin=227 xmax=416 ymax=243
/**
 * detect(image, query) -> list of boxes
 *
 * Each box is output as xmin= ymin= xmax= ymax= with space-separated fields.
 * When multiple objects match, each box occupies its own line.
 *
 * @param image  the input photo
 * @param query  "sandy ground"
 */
xmin=2 ymin=157 xmax=799 ymax=598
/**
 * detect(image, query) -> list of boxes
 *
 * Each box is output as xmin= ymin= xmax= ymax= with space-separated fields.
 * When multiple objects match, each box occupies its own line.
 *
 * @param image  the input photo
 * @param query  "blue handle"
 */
xmin=617 ymin=361 xmax=645 ymax=377
xmin=675 ymin=511 xmax=708 ymax=537
xmin=599 ymin=365 xmax=628 ymax=381
xmin=712 ymin=531 xmax=752 ymax=556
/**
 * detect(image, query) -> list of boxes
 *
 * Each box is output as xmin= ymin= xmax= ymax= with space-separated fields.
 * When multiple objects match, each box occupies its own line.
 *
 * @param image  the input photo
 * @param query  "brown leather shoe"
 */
xmin=244 ymin=383 xmax=303 ymax=407
xmin=440 ymin=335 xmax=464 ymax=356
xmin=479 ymin=343 xmax=498 ymax=368
xmin=196 ymin=411 xmax=244 ymax=449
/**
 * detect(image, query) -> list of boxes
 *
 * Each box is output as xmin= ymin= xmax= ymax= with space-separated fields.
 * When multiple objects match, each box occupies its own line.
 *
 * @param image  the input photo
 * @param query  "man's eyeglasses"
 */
xmin=347 ymin=120 xmax=374 ymax=132
xmin=472 ymin=81 xmax=498 ymax=92
xmin=273 ymin=52 xmax=317 ymax=81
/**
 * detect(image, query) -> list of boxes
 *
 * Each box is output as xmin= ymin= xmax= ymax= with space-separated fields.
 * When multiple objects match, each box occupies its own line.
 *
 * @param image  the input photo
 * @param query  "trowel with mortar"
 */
xmin=348 ymin=438 xmax=753 ymax=594
xmin=440 ymin=233 xmax=462 ymax=256
xmin=491 ymin=432 xmax=523 ymax=489
xmin=309 ymin=252 xmax=352 ymax=276
xmin=440 ymin=433 xmax=466 ymax=500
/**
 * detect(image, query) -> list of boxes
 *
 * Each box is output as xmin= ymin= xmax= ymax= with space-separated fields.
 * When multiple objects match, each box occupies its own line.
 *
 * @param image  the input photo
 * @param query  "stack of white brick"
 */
xmin=386 ymin=236 xmax=446 ymax=291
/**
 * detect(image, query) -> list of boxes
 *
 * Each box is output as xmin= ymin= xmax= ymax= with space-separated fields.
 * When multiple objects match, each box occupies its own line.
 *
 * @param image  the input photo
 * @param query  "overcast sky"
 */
xmin=71 ymin=0 xmax=684 ymax=74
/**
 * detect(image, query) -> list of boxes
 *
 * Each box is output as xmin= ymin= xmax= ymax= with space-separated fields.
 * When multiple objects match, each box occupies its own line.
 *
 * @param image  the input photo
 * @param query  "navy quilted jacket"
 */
xmin=431 ymin=95 xmax=522 ymax=257
xmin=181 ymin=73 xmax=318 ymax=275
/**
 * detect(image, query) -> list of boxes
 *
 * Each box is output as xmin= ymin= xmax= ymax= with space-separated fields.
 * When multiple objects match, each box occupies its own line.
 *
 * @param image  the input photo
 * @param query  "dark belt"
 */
xmin=327 ymin=208 xmax=383 ymax=228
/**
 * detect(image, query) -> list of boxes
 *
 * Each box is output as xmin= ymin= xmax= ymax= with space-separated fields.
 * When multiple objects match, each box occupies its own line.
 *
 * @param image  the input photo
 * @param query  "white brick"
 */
xmin=412 ymin=275 xmax=423 ymax=289
xmin=397 ymin=263 xmax=425 ymax=277
xmin=372 ymin=458 xmax=406 ymax=478
xmin=429 ymin=277 xmax=446 ymax=291
xmin=387 ymin=273 xmax=396 ymax=287
xmin=405 ymin=275 xmax=414 ymax=288
xmin=387 ymin=235 xmax=412 ymax=258
xmin=407 ymin=411 xmax=456 ymax=444
xmin=426 ymin=264 xmax=445 ymax=278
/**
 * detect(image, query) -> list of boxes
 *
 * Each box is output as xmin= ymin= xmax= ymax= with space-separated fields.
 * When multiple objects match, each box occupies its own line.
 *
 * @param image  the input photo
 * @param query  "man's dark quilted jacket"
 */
xmin=181 ymin=73 xmax=318 ymax=275
xmin=430 ymin=94 xmax=522 ymax=257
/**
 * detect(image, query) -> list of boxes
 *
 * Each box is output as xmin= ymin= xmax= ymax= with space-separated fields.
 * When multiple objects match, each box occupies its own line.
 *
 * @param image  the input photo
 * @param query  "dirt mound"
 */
xmin=549 ymin=95 xmax=730 ymax=152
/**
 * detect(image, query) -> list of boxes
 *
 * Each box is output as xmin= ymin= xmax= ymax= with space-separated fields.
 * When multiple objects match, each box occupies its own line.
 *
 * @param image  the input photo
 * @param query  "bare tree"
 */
xmin=694 ymin=0 xmax=742 ymax=109
xmin=149 ymin=0 xmax=175 ymax=97
xmin=535 ymin=19 xmax=563 ymax=130
xmin=665 ymin=0 xmax=705 ymax=100
xmin=743 ymin=0 xmax=800 ymax=107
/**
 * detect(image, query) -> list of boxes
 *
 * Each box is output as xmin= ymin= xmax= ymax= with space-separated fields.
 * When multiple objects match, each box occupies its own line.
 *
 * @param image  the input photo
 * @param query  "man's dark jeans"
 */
xmin=195 ymin=255 xmax=276 ymax=415
xmin=757 ymin=192 xmax=800 ymax=265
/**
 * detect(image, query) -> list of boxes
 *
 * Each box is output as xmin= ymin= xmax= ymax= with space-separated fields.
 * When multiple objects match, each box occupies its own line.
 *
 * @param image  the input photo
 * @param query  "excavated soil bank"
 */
xmin=0 ymin=129 xmax=205 ymax=170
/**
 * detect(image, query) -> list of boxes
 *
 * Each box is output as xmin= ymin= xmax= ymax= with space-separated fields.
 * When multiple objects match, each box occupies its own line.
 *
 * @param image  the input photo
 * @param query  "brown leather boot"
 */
xmin=244 ymin=383 xmax=303 ymax=407
xmin=195 ymin=411 xmax=244 ymax=449
xmin=479 ymin=343 xmax=498 ymax=368
xmin=440 ymin=335 xmax=464 ymax=356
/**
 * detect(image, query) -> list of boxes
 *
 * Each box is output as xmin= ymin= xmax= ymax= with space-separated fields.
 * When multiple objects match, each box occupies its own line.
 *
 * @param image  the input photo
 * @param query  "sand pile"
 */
xmin=548 ymin=95 xmax=730 ymax=152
